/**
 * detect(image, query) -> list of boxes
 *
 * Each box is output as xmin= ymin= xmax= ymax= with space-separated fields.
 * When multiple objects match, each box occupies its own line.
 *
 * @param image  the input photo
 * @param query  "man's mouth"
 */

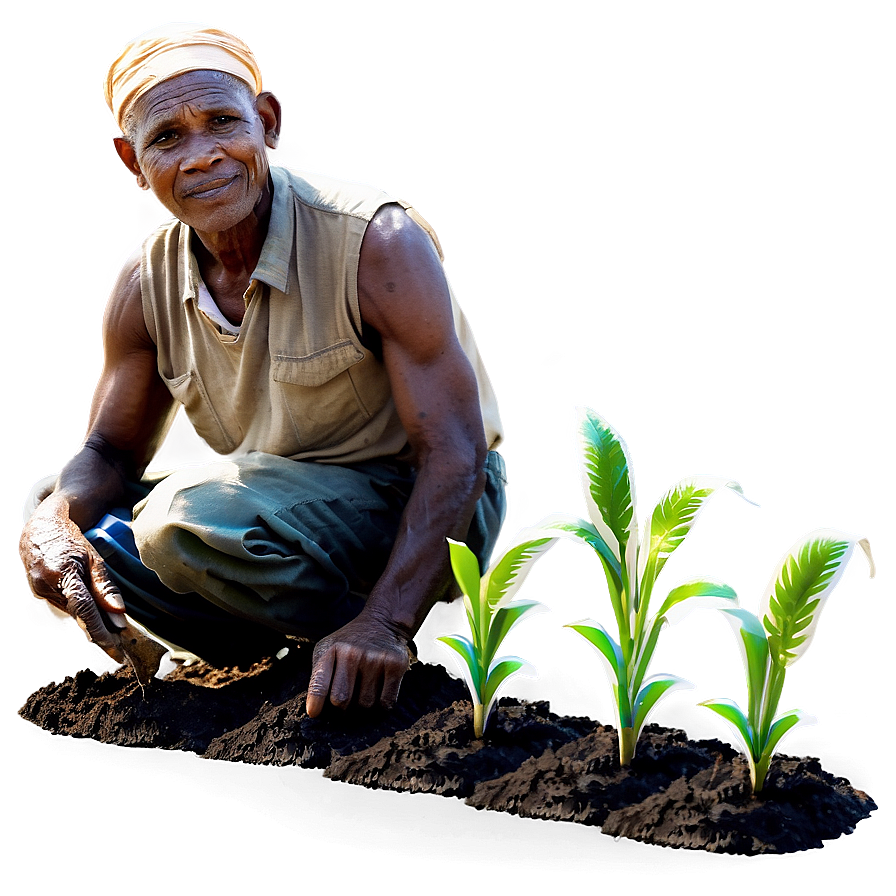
xmin=183 ymin=175 xmax=239 ymax=198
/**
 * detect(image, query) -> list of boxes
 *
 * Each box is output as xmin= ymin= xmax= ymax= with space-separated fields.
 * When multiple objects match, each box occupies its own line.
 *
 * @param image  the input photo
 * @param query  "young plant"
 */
xmin=540 ymin=408 xmax=748 ymax=765
xmin=439 ymin=534 xmax=554 ymax=737
xmin=700 ymin=529 xmax=874 ymax=793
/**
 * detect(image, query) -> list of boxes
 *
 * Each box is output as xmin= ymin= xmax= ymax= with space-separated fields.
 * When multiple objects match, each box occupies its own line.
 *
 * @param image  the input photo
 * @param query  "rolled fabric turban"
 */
xmin=105 ymin=24 xmax=263 ymax=132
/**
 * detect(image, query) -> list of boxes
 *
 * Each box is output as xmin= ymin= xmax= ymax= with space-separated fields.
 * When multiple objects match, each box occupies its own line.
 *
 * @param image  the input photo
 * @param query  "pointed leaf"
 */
xmin=436 ymin=635 xmax=482 ymax=703
xmin=483 ymin=531 xmax=556 ymax=612
xmin=638 ymin=473 xmax=758 ymax=600
xmin=482 ymin=657 xmax=532 ymax=719
xmin=657 ymin=576 xmax=737 ymax=616
xmin=567 ymin=619 xmax=631 ymax=726
xmin=447 ymin=538 xmax=482 ymax=603
xmin=700 ymin=698 xmax=756 ymax=757
xmin=448 ymin=538 xmax=488 ymax=647
xmin=577 ymin=408 xmax=637 ymax=561
xmin=759 ymin=529 xmax=874 ymax=667
xmin=534 ymin=514 xmax=623 ymax=590
xmin=720 ymin=607 xmax=770 ymax=731
xmin=632 ymin=674 xmax=691 ymax=739
xmin=763 ymin=709 xmax=815 ymax=760
xmin=483 ymin=600 xmax=544 ymax=669
xmin=655 ymin=578 xmax=739 ymax=624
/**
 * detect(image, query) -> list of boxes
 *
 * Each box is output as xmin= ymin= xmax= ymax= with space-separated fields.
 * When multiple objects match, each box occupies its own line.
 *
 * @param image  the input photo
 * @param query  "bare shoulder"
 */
xmin=362 ymin=203 xmax=434 ymax=261
xmin=358 ymin=204 xmax=452 ymax=342
xmin=102 ymin=249 xmax=154 ymax=353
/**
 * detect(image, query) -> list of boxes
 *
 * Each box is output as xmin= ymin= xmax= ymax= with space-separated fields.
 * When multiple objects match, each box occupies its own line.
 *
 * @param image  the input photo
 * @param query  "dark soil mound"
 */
xmin=18 ymin=657 xmax=876 ymax=854
xmin=18 ymin=649 xmax=310 ymax=753
xmin=326 ymin=698 xmax=596 ymax=797
xmin=467 ymin=723 xmax=876 ymax=853
xmin=204 ymin=661 xmax=468 ymax=768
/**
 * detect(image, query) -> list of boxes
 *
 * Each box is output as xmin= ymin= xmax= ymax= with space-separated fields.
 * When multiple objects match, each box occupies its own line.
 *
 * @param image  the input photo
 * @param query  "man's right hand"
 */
xmin=20 ymin=498 xmax=128 ymax=663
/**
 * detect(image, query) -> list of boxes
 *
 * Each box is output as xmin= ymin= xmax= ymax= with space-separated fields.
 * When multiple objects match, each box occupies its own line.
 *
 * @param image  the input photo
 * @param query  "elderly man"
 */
xmin=20 ymin=25 xmax=504 ymax=717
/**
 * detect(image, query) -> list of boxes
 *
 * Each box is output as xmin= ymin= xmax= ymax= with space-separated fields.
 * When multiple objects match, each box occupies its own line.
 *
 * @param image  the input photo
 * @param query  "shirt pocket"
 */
xmin=271 ymin=341 xmax=373 ymax=450
xmin=162 ymin=370 xmax=239 ymax=454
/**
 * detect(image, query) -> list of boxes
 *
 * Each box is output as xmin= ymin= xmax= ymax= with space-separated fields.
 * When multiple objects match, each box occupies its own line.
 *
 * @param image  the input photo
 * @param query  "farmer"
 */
xmin=19 ymin=24 xmax=504 ymax=717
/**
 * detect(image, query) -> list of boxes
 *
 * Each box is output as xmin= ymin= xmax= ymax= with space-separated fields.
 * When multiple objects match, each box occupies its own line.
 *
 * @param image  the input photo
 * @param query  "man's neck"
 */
xmin=192 ymin=174 xmax=274 ymax=286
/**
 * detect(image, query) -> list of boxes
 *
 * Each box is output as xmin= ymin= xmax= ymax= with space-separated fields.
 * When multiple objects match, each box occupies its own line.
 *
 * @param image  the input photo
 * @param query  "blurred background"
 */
xmin=3 ymin=2 xmax=892 ymax=892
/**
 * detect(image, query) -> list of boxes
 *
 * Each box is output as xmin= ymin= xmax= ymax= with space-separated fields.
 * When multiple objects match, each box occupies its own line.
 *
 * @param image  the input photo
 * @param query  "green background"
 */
xmin=4 ymin=2 xmax=890 ymax=891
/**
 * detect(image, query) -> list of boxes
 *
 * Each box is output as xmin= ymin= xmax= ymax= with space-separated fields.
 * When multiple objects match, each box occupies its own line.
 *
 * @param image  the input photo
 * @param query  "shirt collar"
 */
xmin=250 ymin=166 xmax=294 ymax=293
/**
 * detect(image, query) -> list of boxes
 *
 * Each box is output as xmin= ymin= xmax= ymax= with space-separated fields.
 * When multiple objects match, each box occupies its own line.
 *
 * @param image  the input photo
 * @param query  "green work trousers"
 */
xmin=97 ymin=450 xmax=506 ymax=666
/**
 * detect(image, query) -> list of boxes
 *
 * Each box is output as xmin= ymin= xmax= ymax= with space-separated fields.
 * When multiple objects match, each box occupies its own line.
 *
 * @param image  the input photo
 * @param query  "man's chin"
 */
xmin=176 ymin=200 xmax=259 ymax=236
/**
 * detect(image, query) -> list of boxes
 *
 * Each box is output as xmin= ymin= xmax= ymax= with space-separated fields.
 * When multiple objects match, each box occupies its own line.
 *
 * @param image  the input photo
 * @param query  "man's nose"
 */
xmin=180 ymin=135 xmax=224 ymax=173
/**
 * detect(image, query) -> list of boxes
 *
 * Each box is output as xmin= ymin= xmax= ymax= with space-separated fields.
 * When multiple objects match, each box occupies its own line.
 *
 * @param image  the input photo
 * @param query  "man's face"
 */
xmin=126 ymin=70 xmax=273 ymax=234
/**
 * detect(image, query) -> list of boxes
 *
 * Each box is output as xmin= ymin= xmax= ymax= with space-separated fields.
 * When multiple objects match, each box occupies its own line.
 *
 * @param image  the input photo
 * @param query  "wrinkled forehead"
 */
xmin=129 ymin=69 xmax=256 ymax=130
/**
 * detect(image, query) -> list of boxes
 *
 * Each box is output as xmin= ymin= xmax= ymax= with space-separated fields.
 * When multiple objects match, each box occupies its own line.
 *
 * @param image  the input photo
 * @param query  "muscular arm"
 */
xmin=306 ymin=205 xmax=487 ymax=715
xmin=20 ymin=254 xmax=176 ymax=655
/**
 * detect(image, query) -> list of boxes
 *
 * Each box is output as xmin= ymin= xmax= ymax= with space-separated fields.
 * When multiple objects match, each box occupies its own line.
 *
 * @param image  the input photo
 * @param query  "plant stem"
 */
xmin=619 ymin=726 xmax=636 ymax=766
xmin=752 ymin=753 xmax=772 ymax=793
xmin=759 ymin=659 xmax=787 ymax=749
xmin=630 ymin=617 xmax=662 ymax=698
xmin=473 ymin=702 xmax=485 ymax=739
xmin=598 ymin=554 xmax=632 ymax=663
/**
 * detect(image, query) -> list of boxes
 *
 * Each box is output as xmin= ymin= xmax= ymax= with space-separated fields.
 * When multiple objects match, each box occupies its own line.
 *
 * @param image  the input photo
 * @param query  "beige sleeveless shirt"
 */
xmin=140 ymin=166 xmax=502 ymax=464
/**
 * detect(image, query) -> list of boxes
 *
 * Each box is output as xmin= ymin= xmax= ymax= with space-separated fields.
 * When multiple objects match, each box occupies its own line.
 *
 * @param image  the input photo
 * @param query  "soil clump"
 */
xmin=19 ymin=655 xmax=876 ymax=854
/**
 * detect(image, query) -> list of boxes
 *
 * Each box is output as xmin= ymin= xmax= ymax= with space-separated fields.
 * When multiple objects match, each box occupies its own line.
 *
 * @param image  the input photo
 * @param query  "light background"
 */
xmin=2 ymin=2 xmax=892 ymax=892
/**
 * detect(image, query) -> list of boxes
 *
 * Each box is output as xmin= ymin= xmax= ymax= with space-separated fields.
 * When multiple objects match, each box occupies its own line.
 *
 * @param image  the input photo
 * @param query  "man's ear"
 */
xmin=256 ymin=92 xmax=282 ymax=150
xmin=112 ymin=134 xmax=142 ymax=176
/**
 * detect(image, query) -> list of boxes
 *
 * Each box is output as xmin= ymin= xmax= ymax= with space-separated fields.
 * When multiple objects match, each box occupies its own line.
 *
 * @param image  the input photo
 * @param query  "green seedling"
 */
xmin=700 ymin=529 xmax=874 ymax=793
xmin=541 ymin=408 xmax=748 ymax=765
xmin=439 ymin=535 xmax=553 ymax=737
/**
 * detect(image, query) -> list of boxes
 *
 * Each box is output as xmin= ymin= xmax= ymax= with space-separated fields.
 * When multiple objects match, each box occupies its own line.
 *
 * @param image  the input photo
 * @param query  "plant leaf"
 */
xmin=457 ymin=591 xmax=475 ymax=641
xmin=719 ymin=607 xmax=770 ymax=731
xmin=482 ymin=657 xmax=532 ymax=719
xmin=763 ymin=708 xmax=815 ymax=760
xmin=759 ymin=529 xmax=874 ymax=667
xmin=632 ymin=674 xmax=691 ymax=739
xmin=534 ymin=514 xmax=623 ymax=589
xmin=567 ymin=619 xmax=631 ymax=726
xmin=461 ymin=594 xmax=483 ymax=656
xmin=448 ymin=537 xmax=488 ymax=649
xmin=699 ymin=697 xmax=756 ymax=758
xmin=437 ymin=635 xmax=482 ymax=703
xmin=577 ymin=408 xmax=637 ymax=562
xmin=447 ymin=538 xmax=482 ymax=603
xmin=638 ymin=477 xmax=749 ymax=591
xmin=654 ymin=578 xmax=739 ymax=625
xmin=483 ymin=600 xmax=544 ymax=670
xmin=483 ymin=531 xmax=557 ymax=613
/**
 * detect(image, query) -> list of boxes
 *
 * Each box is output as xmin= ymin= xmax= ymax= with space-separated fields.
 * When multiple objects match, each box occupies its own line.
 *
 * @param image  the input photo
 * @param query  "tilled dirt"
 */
xmin=326 ymin=698 xmax=596 ymax=797
xmin=204 ymin=660 xmax=469 ymax=768
xmin=19 ymin=654 xmax=876 ymax=854
xmin=467 ymin=724 xmax=876 ymax=853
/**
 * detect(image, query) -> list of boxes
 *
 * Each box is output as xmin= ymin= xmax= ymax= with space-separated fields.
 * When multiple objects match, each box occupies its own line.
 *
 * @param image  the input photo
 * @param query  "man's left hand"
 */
xmin=306 ymin=612 xmax=413 ymax=717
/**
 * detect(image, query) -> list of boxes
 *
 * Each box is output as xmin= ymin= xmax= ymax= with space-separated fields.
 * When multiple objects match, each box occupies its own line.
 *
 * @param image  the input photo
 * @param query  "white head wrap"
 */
xmin=105 ymin=24 xmax=263 ymax=131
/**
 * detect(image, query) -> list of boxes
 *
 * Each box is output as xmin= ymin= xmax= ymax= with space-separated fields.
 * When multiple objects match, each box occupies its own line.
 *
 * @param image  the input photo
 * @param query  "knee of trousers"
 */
xmin=130 ymin=461 xmax=244 ymax=593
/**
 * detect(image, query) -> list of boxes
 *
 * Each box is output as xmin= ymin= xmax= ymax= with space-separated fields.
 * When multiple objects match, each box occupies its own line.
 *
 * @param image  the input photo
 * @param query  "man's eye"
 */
xmin=212 ymin=116 xmax=239 ymax=126
xmin=149 ymin=130 xmax=177 ymax=147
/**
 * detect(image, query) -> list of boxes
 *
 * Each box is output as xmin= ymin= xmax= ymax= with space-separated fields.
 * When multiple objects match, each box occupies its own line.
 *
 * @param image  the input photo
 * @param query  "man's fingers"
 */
xmin=60 ymin=566 xmax=124 ymax=660
xmin=306 ymin=629 xmax=412 ymax=716
xmin=379 ymin=658 xmax=405 ymax=711
xmin=357 ymin=663 xmax=384 ymax=709
xmin=306 ymin=643 xmax=336 ymax=718
xmin=328 ymin=647 xmax=361 ymax=709
xmin=89 ymin=561 xmax=127 ymax=621
xmin=358 ymin=650 xmax=408 ymax=709
xmin=29 ymin=571 xmax=68 ymax=613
